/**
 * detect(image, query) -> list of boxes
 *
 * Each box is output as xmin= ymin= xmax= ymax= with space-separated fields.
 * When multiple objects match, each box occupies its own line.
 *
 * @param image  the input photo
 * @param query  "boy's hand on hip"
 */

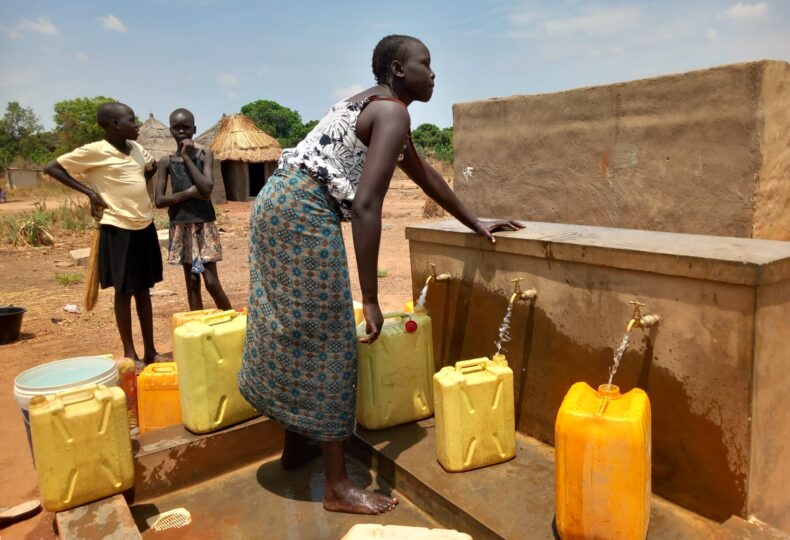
xmin=89 ymin=193 xmax=107 ymax=219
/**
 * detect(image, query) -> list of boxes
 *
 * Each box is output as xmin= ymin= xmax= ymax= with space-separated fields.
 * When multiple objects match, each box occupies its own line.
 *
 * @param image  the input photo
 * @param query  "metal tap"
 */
xmin=425 ymin=263 xmax=452 ymax=286
xmin=626 ymin=300 xmax=660 ymax=332
xmin=509 ymin=277 xmax=537 ymax=304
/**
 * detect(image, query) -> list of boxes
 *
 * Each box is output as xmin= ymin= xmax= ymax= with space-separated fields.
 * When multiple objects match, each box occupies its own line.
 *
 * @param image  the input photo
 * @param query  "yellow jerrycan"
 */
xmin=174 ymin=310 xmax=259 ymax=433
xmin=555 ymin=382 xmax=651 ymax=540
xmin=353 ymin=300 xmax=364 ymax=325
xmin=137 ymin=362 xmax=182 ymax=433
xmin=433 ymin=354 xmax=516 ymax=472
xmin=28 ymin=384 xmax=134 ymax=512
xmin=356 ymin=307 xmax=434 ymax=430
xmin=171 ymin=308 xmax=224 ymax=330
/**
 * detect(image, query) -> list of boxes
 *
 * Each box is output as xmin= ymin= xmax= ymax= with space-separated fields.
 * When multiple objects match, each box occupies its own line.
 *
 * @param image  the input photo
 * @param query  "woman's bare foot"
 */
xmin=143 ymin=351 xmax=170 ymax=364
xmin=323 ymin=479 xmax=398 ymax=515
xmin=281 ymin=430 xmax=322 ymax=470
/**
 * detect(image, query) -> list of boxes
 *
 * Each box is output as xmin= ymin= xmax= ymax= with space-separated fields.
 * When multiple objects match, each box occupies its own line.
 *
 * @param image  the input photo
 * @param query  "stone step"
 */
xmin=351 ymin=419 xmax=722 ymax=540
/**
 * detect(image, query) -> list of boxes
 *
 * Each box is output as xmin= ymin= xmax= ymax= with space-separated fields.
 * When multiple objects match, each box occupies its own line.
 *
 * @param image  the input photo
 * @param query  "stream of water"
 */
xmin=416 ymin=283 xmax=429 ymax=308
xmin=607 ymin=332 xmax=631 ymax=386
xmin=494 ymin=303 xmax=514 ymax=355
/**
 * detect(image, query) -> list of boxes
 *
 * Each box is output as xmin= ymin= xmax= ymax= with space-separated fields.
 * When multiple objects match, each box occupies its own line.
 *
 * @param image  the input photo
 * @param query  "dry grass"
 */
xmin=1 ymin=198 xmax=93 ymax=246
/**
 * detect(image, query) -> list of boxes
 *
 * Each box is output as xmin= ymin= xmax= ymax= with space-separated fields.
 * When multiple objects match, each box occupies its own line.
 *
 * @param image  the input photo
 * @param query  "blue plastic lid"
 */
xmin=14 ymin=356 xmax=117 ymax=394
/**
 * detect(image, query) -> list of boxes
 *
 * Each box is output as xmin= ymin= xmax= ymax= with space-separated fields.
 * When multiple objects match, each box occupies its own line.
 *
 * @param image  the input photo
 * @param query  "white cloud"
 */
xmin=0 ymin=70 xmax=35 ymax=88
xmin=546 ymin=7 xmax=640 ymax=36
xmin=332 ymin=83 xmax=364 ymax=102
xmin=1 ymin=16 xmax=60 ymax=39
xmin=508 ymin=6 xmax=640 ymax=39
xmin=76 ymin=50 xmax=90 ymax=63
xmin=706 ymin=29 xmax=719 ymax=43
xmin=218 ymin=73 xmax=242 ymax=99
xmin=722 ymin=3 xmax=768 ymax=22
xmin=97 ymin=14 xmax=128 ymax=32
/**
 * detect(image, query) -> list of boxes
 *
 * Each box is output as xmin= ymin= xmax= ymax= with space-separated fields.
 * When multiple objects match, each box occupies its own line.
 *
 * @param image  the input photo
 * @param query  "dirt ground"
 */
xmin=0 ymin=164 xmax=451 ymax=539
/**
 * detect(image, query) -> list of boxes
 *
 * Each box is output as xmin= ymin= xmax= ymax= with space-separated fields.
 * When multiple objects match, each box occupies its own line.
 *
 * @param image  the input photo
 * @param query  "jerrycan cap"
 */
xmin=405 ymin=319 xmax=418 ymax=333
xmin=597 ymin=384 xmax=621 ymax=398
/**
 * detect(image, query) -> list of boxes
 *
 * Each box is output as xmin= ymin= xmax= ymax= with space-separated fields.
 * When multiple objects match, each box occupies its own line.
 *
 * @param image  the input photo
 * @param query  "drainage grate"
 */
xmin=147 ymin=508 xmax=192 ymax=531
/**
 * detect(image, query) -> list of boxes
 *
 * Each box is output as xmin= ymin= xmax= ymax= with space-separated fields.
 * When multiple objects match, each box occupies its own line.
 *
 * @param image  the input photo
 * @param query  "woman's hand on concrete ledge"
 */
xmin=474 ymin=219 xmax=524 ymax=244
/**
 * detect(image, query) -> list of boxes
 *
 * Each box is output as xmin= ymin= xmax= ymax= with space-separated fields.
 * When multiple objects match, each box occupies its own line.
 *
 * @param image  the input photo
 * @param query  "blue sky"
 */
xmin=1 ymin=0 xmax=788 ymax=133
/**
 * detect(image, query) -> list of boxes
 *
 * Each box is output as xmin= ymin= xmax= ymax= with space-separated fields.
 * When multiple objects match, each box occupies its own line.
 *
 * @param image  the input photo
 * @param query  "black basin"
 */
xmin=0 ymin=306 xmax=26 ymax=344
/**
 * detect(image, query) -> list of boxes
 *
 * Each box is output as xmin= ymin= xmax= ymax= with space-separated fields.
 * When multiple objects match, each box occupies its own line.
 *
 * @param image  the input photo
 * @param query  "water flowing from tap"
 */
xmin=495 ymin=303 xmax=514 ymax=355
xmin=416 ymin=283 xmax=430 ymax=309
xmin=607 ymin=333 xmax=631 ymax=386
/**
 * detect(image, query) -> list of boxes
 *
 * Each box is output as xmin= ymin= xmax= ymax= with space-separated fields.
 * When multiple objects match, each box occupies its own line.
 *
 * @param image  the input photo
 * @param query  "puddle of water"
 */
xmin=607 ymin=333 xmax=630 ymax=386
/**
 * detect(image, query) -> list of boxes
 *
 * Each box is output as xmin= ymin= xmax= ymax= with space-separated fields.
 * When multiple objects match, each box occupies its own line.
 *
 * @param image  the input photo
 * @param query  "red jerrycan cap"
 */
xmin=405 ymin=319 xmax=418 ymax=333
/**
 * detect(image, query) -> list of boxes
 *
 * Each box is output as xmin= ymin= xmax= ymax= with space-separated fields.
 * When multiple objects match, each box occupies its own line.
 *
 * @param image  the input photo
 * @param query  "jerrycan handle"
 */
xmin=455 ymin=358 xmax=489 ymax=374
xmin=56 ymin=384 xmax=100 ymax=405
xmin=198 ymin=309 xmax=238 ymax=326
xmin=150 ymin=365 xmax=175 ymax=374
xmin=382 ymin=311 xmax=410 ymax=320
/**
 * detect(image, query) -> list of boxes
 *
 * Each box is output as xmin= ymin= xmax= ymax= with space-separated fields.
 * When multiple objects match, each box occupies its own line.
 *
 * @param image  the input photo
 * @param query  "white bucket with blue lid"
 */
xmin=14 ymin=355 xmax=119 ymax=432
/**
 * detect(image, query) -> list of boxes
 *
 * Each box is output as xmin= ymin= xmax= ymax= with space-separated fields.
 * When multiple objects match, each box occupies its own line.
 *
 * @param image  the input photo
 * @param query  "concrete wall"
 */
xmin=8 ymin=168 xmax=41 ymax=189
xmin=407 ymin=220 xmax=790 ymax=528
xmin=453 ymin=61 xmax=790 ymax=240
xmin=749 ymin=278 xmax=790 ymax=530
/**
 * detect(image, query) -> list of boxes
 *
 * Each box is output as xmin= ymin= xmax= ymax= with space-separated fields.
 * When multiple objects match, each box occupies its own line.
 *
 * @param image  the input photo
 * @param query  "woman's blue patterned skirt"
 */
xmin=239 ymin=167 xmax=357 ymax=441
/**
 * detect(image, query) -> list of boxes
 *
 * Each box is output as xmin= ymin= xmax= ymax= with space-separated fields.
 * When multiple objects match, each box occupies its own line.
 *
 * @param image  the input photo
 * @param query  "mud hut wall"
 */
xmin=222 ymin=160 xmax=249 ymax=201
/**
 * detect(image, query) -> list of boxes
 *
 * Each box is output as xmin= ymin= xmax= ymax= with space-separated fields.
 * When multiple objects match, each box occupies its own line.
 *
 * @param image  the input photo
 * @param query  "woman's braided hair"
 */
xmin=372 ymin=35 xmax=424 ymax=85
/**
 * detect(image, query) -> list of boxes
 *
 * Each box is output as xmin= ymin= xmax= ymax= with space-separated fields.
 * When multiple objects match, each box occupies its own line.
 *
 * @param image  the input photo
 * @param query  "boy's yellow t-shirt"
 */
xmin=57 ymin=139 xmax=155 ymax=230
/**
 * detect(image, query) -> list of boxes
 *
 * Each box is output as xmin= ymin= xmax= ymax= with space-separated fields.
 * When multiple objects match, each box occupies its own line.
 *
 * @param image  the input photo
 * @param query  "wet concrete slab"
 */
xmin=352 ymin=418 xmax=722 ymax=540
xmin=129 ymin=453 xmax=440 ymax=539
xmin=132 ymin=416 xmax=282 ymax=500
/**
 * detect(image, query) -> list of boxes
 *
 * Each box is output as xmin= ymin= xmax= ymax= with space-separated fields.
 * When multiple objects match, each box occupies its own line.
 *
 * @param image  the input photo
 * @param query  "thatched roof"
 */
xmin=195 ymin=119 xmax=221 ymax=147
xmin=210 ymin=114 xmax=281 ymax=163
xmin=137 ymin=114 xmax=175 ymax=160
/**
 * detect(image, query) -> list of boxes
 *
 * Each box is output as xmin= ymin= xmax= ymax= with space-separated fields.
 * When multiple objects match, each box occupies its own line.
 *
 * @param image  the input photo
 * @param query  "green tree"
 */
xmin=0 ymin=101 xmax=51 ymax=171
xmin=52 ymin=96 xmax=116 ymax=153
xmin=240 ymin=100 xmax=316 ymax=148
xmin=413 ymin=123 xmax=453 ymax=162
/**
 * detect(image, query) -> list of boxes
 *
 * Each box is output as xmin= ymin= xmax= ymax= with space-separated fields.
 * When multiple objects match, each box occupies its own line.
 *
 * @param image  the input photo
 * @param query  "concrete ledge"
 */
xmin=351 ymin=419 xmax=721 ymax=540
xmin=132 ymin=416 xmax=283 ymax=501
xmin=406 ymin=220 xmax=790 ymax=286
xmin=56 ymin=494 xmax=141 ymax=540
xmin=718 ymin=517 xmax=790 ymax=539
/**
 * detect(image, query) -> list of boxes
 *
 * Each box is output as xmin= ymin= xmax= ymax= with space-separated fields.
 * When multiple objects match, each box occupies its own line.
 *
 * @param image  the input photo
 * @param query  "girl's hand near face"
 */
xmin=180 ymin=139 xmax=195 ymax=158
xmin=475 ymin=219 xmax=525 ymax=243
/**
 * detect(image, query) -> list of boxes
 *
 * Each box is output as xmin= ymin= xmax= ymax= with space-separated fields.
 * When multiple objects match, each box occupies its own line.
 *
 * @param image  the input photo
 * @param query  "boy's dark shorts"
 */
xmin=99 ymin=223 xmax=163 ymax=293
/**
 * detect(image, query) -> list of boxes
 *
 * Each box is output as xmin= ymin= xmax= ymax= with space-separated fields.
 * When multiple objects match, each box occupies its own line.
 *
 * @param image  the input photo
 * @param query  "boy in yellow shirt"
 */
xmin=45 ymin=102 xmax=165 ymax=364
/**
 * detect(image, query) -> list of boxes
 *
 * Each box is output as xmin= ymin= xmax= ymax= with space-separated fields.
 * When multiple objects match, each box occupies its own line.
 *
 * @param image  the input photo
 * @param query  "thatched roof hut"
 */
xmin=137 ymin=114 xmax=175 ymax=160
xmin=211 ymin=114 xmax=281 ymax=163
xmin=210 ymin=114 xmax=282 ymax=201
xmin=195 ymin=119 xmax=221 ymax=148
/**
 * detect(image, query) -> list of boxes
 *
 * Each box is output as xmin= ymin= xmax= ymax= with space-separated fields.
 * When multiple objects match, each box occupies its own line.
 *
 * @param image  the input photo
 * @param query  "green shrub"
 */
xmin=55 ymin=272 xmax=82 ymax=286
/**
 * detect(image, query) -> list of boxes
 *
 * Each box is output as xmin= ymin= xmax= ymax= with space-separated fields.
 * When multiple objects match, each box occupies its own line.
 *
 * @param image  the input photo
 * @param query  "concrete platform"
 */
xmin=352 ymin=418 xmax=721 ymax=540
xmin=407 ymin=220 xmax=790 ymax=527
xmin=129 ymin=454 xmax=439 ymax=539
xmin=56 ymin=414 xmax=790 ymax=539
